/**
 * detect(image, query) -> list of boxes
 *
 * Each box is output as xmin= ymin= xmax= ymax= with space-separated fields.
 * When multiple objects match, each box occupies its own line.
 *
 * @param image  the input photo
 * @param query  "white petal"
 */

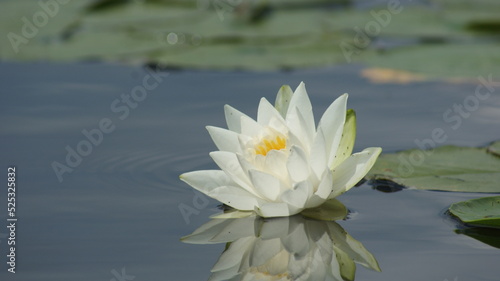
xmin=297 ymin=107 xmax=315 ymax=149
xmin=287 ymin=145 xmax=310 ymax=183
xmin=314 ymin=231 xmax=333 ymax=258
xmin=268 ymin=116 xmax=289 ymax=137
xmin=280 ymin=180 xmax=313 ymax=208
xmin=259 ymin=217 xmax=290 ymax=239
xmin=248 ymin=169 xmax=283 ymax=201
xmin=329 ymin=246 xmax=343 ymax=281
xmin=181 ymin=218 xmax=233 ymax=244
xmin=257 ymin=98 xmax=289 ymax=137
xmin=237 ymin=133 xmax=253 ymax=155
xmin=281 ymin=222 xmax=310 ymax=256
xmin=180 ymin=170 xmax=233 ymax=194
xmin=288 ymin=253 xmax=310 ymax=279
xmin=290 ymin=246 xmax=329 ymax=280
xmin=274 ymin=85 xmax=294 ymax=119
xmin=309 ymin=127 xmax=328 ymax=180
xmin=287 ymin=130 xmax=307 ymax=155
xmin=316 ymin=94 xmax=348 ymax=168
xmin=206 ymin=126 xmax=242 ymax=153
xmin=212 ymin=237 xmax=253 ymax=271
xmin=255 ymin=202 xmax=302 ymax=218
xmin=255 ymin=250 xmax=289 ymax=276
xmin=303 ymin=195 xmax=327 ymax=210
xmin=315 ymin=169 xmax=333 ymax=200
xmin=250 ymin=238 xmax=283 ymax=267
xmin=286 ymin=82 xmax=315 ymax=139
xmin=240 ymin=115 xmax=264 ymax=137
xmin=344 ymin=233 xmax=381 ymax=272
xmin=304 ymin=170 xmax=332 ymax=208
xmin=224 ymin=104 xmax=249 ymax=133
xmin=257 ymin=97 xmax=284 ymax=126
xmin=180 ymin=171 xmax=261 ymax=212
xmin=263 ymin=149 xmax=289 ymax=181
xmin=210 ymin=151 xmax=260 ymax=197
xmin=286 ymin=107 xmax=313 ymax=152
xmin=328 ymin=223 xmax=381 ymax=272
xmin=307 ymin=249 xmax=328 ymax=281
xmin=236 ymin=154 xmax=259 ymax=177
xmin=208 ymin=185 xmax=263 ymax=211
xmin=208 ymin=269 xmax=239 ymax=281
xmin=329 ymin=147 xmax=382 ymax=199
xmin=212 ymin=216 xmax=258 ymax=242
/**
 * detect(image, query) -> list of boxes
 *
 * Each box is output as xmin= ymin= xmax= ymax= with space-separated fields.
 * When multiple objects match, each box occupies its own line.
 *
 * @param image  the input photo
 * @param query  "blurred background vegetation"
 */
xmin=2 ymin=0 xmax=499 ymax=79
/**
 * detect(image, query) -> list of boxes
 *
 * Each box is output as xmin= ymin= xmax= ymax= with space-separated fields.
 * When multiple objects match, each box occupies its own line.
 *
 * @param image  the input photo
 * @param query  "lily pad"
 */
xmin=359 ymin=44 xmax=500 ymax=80
xmin=366 ymin=143 xmax=500 ymax=192
xmin=301 ymin=199 xmax=348 ymax=221
xmin=2 ymin=0 xmax=500 ymax=77
xmin=487 ymin=141 xmax=500 ymax=157
xmin=449 ymin=196 xmax=500 ymax=228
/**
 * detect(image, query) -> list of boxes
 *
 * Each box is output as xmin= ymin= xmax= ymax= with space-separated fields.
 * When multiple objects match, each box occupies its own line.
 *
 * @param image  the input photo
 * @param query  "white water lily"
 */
xmin=182 ymin=215 xmax=381 ymax=281
xmin=180 ymin=82 xmax=381 ymax=218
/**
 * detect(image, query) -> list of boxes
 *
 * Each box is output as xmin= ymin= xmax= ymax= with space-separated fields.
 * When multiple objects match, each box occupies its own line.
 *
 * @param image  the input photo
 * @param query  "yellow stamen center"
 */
xmin=255 ymin=136 xmax=286 ymax=156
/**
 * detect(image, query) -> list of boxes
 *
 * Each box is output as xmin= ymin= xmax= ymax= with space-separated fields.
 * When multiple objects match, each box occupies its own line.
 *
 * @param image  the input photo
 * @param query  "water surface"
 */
xmin=0 ymin=62 xmax=499 ymax=280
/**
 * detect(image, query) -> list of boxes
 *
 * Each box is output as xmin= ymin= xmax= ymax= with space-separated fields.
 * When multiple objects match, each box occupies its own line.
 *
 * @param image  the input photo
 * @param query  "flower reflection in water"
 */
xmin=182 ymin=214 xmax=380 ymax=281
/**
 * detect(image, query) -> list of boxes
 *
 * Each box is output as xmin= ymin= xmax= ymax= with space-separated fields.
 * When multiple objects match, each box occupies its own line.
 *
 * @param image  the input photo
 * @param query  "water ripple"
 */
xmin=83 ymin=148 xmax=212 ymax=192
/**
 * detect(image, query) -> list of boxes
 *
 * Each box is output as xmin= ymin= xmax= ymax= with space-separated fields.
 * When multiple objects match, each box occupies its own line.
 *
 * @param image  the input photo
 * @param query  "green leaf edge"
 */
xmin=449 ymin=196 xmax=500 ymax=229
xmin=366 ymin=141 xmax=500 ymax=193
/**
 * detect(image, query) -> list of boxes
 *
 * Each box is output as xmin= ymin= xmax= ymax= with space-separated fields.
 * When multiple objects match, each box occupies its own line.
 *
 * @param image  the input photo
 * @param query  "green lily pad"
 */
xmin=449 ymin=196 xmax=500 ymax=228
xmin=366 ymin=143 xmax=500 ymax=192
xmin=487 ymin=141 xmax=500 ymax=157
xmin=301 ymin=199 xmax=348 ymax=221
xmin=2 ymin=0 xmax=500 ymax=77
xmin=359 ymin=44 xmax=500 ymax=79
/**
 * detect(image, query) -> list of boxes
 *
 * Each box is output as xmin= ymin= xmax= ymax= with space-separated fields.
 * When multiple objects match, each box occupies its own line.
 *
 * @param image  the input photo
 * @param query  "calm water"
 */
xmin=0 ymin=62 xmax=499 ymax=280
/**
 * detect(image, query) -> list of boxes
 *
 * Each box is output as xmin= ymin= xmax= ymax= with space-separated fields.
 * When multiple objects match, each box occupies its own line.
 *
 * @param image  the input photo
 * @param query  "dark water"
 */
xmin=0 ymin=62 xmax=499 ymax=280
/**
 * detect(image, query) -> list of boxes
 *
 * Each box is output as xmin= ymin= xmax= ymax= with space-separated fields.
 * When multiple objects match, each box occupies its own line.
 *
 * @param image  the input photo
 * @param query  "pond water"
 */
xmin=0 ymin=62 xmax=499 ymax=280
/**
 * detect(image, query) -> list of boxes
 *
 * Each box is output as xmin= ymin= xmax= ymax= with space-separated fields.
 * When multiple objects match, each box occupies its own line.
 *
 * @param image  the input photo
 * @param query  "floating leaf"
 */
xmin=488 ymin=141 xmax=500 ymax=157
xmin=449 ymin=196 xmax=500 ymax=228
xmin=359 ymin=44 xmax=500 ymax=80
xmin=210 ymin=210 xmax=253 ymax=219
xmin=2 ymin=0 xmax=500 ymax=77
xmin=366 ymin=143 xmax=500 ymax=192
xmin=301 ymin=199 xmax=348 ymax=221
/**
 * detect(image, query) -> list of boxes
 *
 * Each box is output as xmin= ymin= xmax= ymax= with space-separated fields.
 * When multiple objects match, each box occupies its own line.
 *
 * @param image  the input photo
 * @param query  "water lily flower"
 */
xmin=180 ymin=82 xmax=381 ymax=218
xmin=182 ymin=215 xmax=380 ymax=281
